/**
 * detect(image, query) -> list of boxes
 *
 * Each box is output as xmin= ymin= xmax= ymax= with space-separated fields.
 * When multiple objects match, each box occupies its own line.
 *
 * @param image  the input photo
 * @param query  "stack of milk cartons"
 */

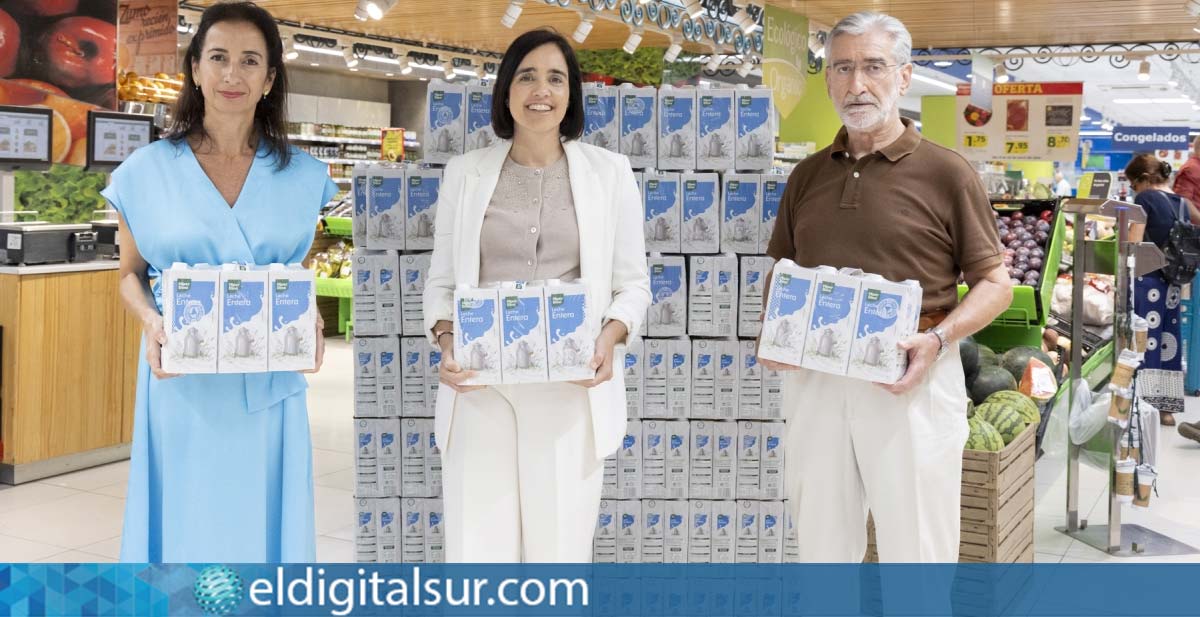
xmin=424 ymin=79 xmax=465 ymax=165
xmin=735 ymin=85 xmax=774 ymax=171
xmin=354 ymin=496 xmax=444 ymax=563
xmin=658 ymin=85 xmax=696 ymax=171
xmin=687 ymin=254 xmax=738 ymax=337
xmin=465 ymin=82 xmax=497 ymax=152
xmin=644 ymin=171 xmax=681 ymax=254
xmin=582 ymin=82 xmax=619 ymax=153
xmin=619 ymin=83 xmax=657 ymax=169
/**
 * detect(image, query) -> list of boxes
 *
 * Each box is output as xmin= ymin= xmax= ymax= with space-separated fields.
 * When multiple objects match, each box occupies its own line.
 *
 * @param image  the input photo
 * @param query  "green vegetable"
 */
xmin=14 ymin=164 xmax=108 ymax=223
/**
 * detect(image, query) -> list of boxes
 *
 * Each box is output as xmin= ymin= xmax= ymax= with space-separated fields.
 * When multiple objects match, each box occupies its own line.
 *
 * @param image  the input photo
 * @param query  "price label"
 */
xmin=1005 ymin=140 xmax=1030 ymax=154
xmin=1047 ymin=134 xmax=1071 ymax=149
xmin=962 ymin=134 xmax=988 ymax=148
xmin=6 ymin=233 xmax=20 ymax=250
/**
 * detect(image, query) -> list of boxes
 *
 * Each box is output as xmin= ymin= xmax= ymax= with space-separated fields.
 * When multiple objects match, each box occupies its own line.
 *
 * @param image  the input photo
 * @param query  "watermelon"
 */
xmin=970 ymin=365 xmax=1017 ymax=405
xmin=1000 ymin=346 xmax=1056 ymax=383
xmin=960 ymin=336 xmax=980 ymax=381
xmin=975 ymin=400 xmax=1028 ymax=445
xmin=982 ymin=390 xmax=1040 ymax=425
xmin=966 ymin=400 xmax=976 ymax=419
xmin=977 ymin=345 xmax=999 ymax=367
xmin=966 ymin=417 xmax=1004 ymax=451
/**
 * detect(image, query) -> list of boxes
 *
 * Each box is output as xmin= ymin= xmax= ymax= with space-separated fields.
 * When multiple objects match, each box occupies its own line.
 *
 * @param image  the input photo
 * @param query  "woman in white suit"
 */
xmin=422 ymin=28 xmax=651 ymax=562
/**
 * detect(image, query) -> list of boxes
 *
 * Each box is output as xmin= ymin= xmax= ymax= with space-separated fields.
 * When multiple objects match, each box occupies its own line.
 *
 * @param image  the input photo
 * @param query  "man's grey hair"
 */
xmin=824 ymin=11 xmax=913 ymax=66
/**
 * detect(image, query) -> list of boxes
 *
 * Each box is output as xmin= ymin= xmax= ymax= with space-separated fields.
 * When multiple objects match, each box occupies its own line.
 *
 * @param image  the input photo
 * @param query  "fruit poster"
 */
xmin=956 ymin=82 xmax=1083 ymax=163
xmin=117 ymin=0 xmax=177 ymax=77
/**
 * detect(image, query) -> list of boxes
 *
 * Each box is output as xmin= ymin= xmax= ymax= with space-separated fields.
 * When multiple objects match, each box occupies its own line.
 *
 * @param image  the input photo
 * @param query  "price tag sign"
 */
xmin=380 ymin=128 xmax=405 ymax=162
xmin=1005 ymin=140 xmax=1030 ymax=154
xmin=1047 ymin=134 xmax=1071 ymax=149
xmin=962 ymin=134 xmax=988 ymax=149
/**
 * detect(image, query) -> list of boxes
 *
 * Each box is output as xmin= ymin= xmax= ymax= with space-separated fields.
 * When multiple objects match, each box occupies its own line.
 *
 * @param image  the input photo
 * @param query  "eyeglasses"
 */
xmin=827 ymin=61 xmax=903 ymax=81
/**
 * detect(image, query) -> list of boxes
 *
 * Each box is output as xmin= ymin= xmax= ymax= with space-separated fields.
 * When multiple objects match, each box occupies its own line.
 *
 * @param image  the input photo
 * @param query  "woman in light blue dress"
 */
xmin=104 ymin=2 xmax=337 ymax=562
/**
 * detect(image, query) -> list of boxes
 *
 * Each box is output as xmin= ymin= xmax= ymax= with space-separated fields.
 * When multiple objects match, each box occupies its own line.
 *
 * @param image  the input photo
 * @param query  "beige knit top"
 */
xmin=478 ymin=155 xmax=581 ymax=284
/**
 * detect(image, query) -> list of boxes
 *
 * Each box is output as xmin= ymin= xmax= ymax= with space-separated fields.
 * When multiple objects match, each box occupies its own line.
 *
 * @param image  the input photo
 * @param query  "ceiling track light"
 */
xmin=681 ymin=0 xmax=706 ymax=19
xmin=443 ymin=61 xmax=456 ymax=79
xmin=1137 ymin=58 xmax=1151 ymax=81
xmin=995 ymin=64 xmax=1010 ymax=84
xmin=737 ymin=58 xmax=755 ymax=77
xmin=400 ymin=60 xmax=414 ymax=75
xmin=364 ymin=0 xmax=397 ymax=20
xmin=283 ymin=37 xmax=299 ymax=61
xmin=730 ymin=6 xmax=757 ymax=35
xmin=501 ymin=0 xmax=525 ymax=28
xmin=704 ymin=53 xmax=722 ymax=73
xmin=573 ymin=13 xmax=595 ymax=43
xmin=343 ymin=47 xmax=360 ymax=68
xmin=623 ymin=28 xmax=643 ymax=54
xmin=664 ymin=37 xmax=683 ymax=63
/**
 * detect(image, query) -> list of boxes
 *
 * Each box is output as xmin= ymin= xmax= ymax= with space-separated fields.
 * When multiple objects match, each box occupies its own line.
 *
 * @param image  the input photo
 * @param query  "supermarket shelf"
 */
xmin=315 ymin=276 xmax=353 ymax=298
xmin=333 ymin=177 xmax=352 ymax=184
xmin=290 ymin=133 xmax=421 ymax=148
xmin=323 ymin=216 xmax=353 ymax=237
xmin=318 ymin=157 xmax=377 ymax=166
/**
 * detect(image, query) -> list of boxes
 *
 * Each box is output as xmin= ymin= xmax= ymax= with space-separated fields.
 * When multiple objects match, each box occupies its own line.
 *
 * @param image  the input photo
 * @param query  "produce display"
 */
xmin=310 ymin=240 xmax=353 ymax=279
xmin=117 ymin=71 xmax=182 ymax=104
xmin=995 ymin=209 xmax=1055 ymax=287
xmin=961 ymin=336 xmax=1050 ymax=452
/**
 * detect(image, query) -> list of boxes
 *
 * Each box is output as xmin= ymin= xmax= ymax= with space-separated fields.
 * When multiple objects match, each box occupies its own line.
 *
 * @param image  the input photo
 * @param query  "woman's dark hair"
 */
xmin=1124 ymin=153 xmax=1172 ymax=187
xmin=491 ymin=28 xmax=584 ymax=141
xmin=166 ymin=1 xmax=291 ymax=170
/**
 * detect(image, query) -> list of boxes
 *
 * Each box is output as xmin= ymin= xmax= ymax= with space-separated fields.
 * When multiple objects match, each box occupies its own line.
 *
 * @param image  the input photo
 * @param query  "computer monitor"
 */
xmin=86 ymin=110 xmax=156 ymax=172
xmin=0 ymin=105 xmax=53 ymax=172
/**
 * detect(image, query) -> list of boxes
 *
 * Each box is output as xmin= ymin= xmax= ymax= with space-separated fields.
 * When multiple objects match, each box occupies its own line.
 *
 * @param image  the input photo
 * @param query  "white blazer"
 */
xmin=422 ymin=140 xmax=651 ymax=460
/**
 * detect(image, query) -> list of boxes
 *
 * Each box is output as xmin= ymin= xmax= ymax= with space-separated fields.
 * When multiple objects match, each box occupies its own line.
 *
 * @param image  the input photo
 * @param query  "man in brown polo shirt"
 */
xmin=760 ymin=11 xmax=1013 ymax=562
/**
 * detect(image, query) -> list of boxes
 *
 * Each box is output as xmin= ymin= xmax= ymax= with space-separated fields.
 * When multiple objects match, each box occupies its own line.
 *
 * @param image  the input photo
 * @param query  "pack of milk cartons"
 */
xmin=738 ymin=340 xmax=763 ymax=419
xmin=544 ymin=279 xmax=596 ymax=382
xmin=760 ymin=422 xmax=785 ymax=499
xmin=695 ymin=86 xmax=736 ymax=171
xmin=691 ymin=340 xmax=717 ymax=418
xmin=405 ymin=168 xmax=440 ymax=251
xmin=721 ymin=172 xmax=761 ymax=254
xmin=642 ymin=419 xmax=666 ymax=498
xmin=356 ymin=417 xmax=400 ymax=497
xmin=499 ymin=282 xmax=548 ymax=384
xmin=758 ymin=501 xmax=784 ymax=563
xmin=664 ymin=500 xmax=689 ymax=564
xmin=425 ymin=79 xmax=465 ymax=164
xmin=400 ymin=337 xmax=429 ymax=417
xmin=739 ymin=256 xmax=774 ymax=338
xmin=757 ymin=259 xmax=818 ymax=367
xmin=801 ymin=267 xmax=864 ymax=376
xmin=617 ymin=499 xmax=642 ymax=563
xmin=845 ymin=274 xmax=923 ymax=385
xmin=401 ymin=418 xmax=430 ymax=497
xmin=667 ymin=338 xmax=692 ymax=419
xmin=352 ymin=164 xmax=371 ymax=247
xmin=665 ymin=420 xmax=690 ymax=499
xmin=680 ymin=172 xmax=719 ymax=254
xmin=268 ymin=263 xmax=317 ymax=371
xmin=715 ymin=340 xmax=739 ymax=419
xmin=710 ymin=500 xmax=736 ymax=563
xmin=643 ymin=171 xmax=681 ymax=253
xmin=735 ymin=85 xmax=774 ymax=171
xmin=657 ymin=85 xmax=696 ymax=171
xmin=453 ymin=284 xmax=503 ymax=385
xmin=643 ymin=339 xmax=669 ymax=419
xmin=367 ymin=166 xmax=405 ymax=250
xmin=162 ymin=263 xmax=220 ymax=374
xmin=353 ymin=250 xmax=401 ymax=336
xmin=760 ymin=175 xmax=786 ymax=254
xmin=624 ymin=337 xmax=644 ymax=419
xmin=619 ymin=83 xmax=657 ymax=169
xmin=465 ymin=83 xmax=497 ymax=152
xmin=354 ymin=336 xmax=400 ymax=418
xmin=582 ymin=82 xmax=619 ymax=153
xmin=688 ymin=254 xmax=739 ymax=337
xmin=648 ymin=254 xmax=686 ymax=338
xmin=618 ymin=419 xmax=642 ymax=499
xmin=400 ymin=253 xmax=429 ymax=336
xmin=594 ymin=500 xmax=618 ymax=562
xmin=217 ymin=264 xmax=269 ymax=373
xmin=641 ymin=499 xmax=665 ymax=563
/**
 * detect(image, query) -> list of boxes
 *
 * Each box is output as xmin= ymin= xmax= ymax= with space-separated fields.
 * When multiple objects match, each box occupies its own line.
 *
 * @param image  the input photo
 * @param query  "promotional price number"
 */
xmin=1047 ymin=135 xmax=1071 ymax=149
xmin=1005 ymin=140 xmax=1030 ymax=154
xmin=963 ymin=134 xmax=988 ymax=148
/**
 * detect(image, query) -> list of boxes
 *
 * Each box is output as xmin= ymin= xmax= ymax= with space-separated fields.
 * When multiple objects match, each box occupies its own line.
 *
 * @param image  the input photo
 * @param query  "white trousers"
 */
xmin=783 ymin=347 xmax=970 ymax=563
xmin=443 ymin=382 xmax=603 ymax=562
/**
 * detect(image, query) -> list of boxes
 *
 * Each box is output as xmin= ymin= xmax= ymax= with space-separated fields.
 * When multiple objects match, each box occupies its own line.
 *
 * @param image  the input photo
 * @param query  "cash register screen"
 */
xmin=0 ymin=105 xmax=53 ymax=169
xmin=88 ymin=111 xmax=155 ymax=170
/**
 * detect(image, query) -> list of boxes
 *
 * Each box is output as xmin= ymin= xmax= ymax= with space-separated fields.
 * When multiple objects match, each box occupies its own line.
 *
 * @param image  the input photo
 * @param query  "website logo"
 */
xmin=194 ymin=565 xmax=246 ymax=616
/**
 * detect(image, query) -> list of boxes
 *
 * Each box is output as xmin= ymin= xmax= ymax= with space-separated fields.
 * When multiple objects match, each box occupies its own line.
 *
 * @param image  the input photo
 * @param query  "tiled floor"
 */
xmin=2 ymin=338 xmax=1198 ymax=563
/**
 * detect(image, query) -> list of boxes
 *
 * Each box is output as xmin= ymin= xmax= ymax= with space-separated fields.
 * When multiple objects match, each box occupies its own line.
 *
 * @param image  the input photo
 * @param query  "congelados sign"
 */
xmin=1110 ymin=127 xmax=1191 ymax=152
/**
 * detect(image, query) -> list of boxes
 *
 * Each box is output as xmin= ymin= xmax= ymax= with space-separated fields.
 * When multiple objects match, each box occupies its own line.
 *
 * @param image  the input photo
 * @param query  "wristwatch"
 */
xmin=927 ymin=325 xmax=950 ymax=360
xmin=433 ymin=326 xmax=453 ymax=343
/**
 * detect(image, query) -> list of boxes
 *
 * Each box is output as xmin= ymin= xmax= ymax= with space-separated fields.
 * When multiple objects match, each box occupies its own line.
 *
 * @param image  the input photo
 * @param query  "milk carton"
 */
xmin=400 ymin=253 xmax=430 ymax=337
xmin=618 ymin=419 xmax=642 ymax=499
xmin=454 ymin=285 xmax=502 ymax=385
xmin=602 ymin=454 xmax=618 ymax=499
xmin=689 ymin=256 xmax=716 ymax=337
xmin=757 ymin=259 xmax=819 ymax=367
xmin=425 ymin=498 xmax=445 ymax=563
xmin=376 ymin=497 xmax=401 ymax=563
xmin=721 ymin=173 xmax=761 ymax=254
xmin=162 ymin=263 xmax=219 ymax=374
xmin=758 ymin=501 xmax=784 ymax=563
xmin=367 ymin=166 xmax=405 ymax=250
xmin=739 ymin=256 xmax=775 ymax=338
xmin=738 ymin=340 xmax=763 ymax=419
xmin=545 ymin=279 xmax=596 ymax=382
xmin=643 ymin=339 xmax=669 ymax=418
xmin=378 ymin=418 xmax=400 ymax=497
xmin=400 ymin=337 xmax=427 ymax=417
xmin=689 ymin=421 xmax=715 ymax=499
xmin=619 ymin=84 xmax=657 ymax=169
xmin=664 ymin=500 xmax=689 ymax=564
xmin=401 ymin=418 xmax=427 ymax=497
xmin=735 ymin=85 xmax=774 ymax=171
xmin=425 ymin=79 xmax=465 ymax=165
xmin=268 ymin=264 xmax=316 ymax=372
xmin=426 ymin=347 xmax=441 ymax=409
xmin=500 ymin=283 xmax=548 ymax=384
xmin=218 ymin=265 xmax=268 ymax=373
xmin=658 ymin=85 xmax=696 ymax=171
xmin=736 ymin=421 xmax=761 ymax=500
xmin=465 ymin=83 xmax=497 ymax=152
xmin=801 ymin=267 xmax=863 ymax=376
xmin=760 ymin=422 xmax=785 ymax=500
xmin=582 ymin=83 xmax=619 ymax=153
xmin=354 ymin=338 xmax=380 ymax=417
xmin=352 ymin=164 xmax=370 ymax=247
xmin=665 ymin=420 xmax=690 ymax=499
xmin=355 ymin=419 xmax=379 ymax=496
xmin=355 ymin=498 xmax=377 ymax=562
xmin=594 ymin=500 xmax=618 ymax=563
xmin=846 ymin=276 xmax=923 ymax=385
xmin=667 ymin=338 xmax=692 ymax=419
xmin=643 ymin=171 xmax=681 ymax=253
xmin=784 ymin=509 xmax=800 ymax=562
xmin=642 ymin=420 xmax=666 ymax=499
xmin=715 ymin=340 xmax=739 ymax=420
xmin=691 ymin=339 xmax=716 ymax=418
xmin=405 ymin=168 xmax=440 ymax=251
xmin=425 ymin=422 xmax=443 ymax=498
xmin=696 ymin=87 xmax=736 ymax=171
xmin=401 ymin=498 xmax=426 ymax=563
xmin=763 ymin=365 xmax=784 ymax=420
xmin=760 ymin=175 xmax=786 ymax=254
xmin=641 ymin=499 xmax=665 ymax=563
xmin=680 ymin=172 xmax=719 ymax=254
xmin=376 ymin=336 xmax=402 ymax=417
xmin=714 ymin=255 xmax=740 ymax=337
xmin=711 ymin=500 xmax=736 ymax=563
xmin=352 ymin=250 xmax=395 ymax=336
xmin=623 ymin=338 xmax=644 ymax=419
xmin=617 ymin=500 xmax=642 ymax=563
xmin=735 ymin=500 xmax=760 ymax=563
xmin=713 ymin=421 xmax=737 ymax=499
xmin=648 ymin=254 xmax=686 ymax=337
xmin=688 ymin=500 xmax=712 ymax=562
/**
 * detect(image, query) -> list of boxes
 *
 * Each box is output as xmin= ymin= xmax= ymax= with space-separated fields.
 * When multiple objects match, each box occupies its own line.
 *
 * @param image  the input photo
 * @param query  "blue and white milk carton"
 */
xmin=426 ymin=424 xmax=443 ymax=499
xmin=218 ymin=264 xmax=268 ymax=374
xmin=465 ymin=83 xmax=497 ymax=152
xmin=268 ymin=263 xmax=317 ymax=372
xmin=617 ymin=499 xmax=642 ymax=563
xmin=696 ymin=87 xmax=736 ymax=171
xmin=735 ymin=85 xmax=774 ymax=171
xmin=657 ymin=85 xmax=696 ymax=171
xmin=367 ymin=166 xmax=405 ymax=250
xmin=664 ymin=500 xmax=689 ymax=564
xmin=681 ymin=172 xmax=720 ymax=254
xmin=643 ymin=338 xmax=669 ymax=419
xmin=624 ymin=337 xmax=644 ymax=419
xmin=378 ymin=418 xmax=401 ymax=497
xmin=594 ymin=500 xmax=618 ymax=563
xmin=376 ymin=497 xmax=400 ymax=563
xmin=801 ymin=267 xmax=863 ymax=376
xmin=641 ymin=499 xmax=665 ymax=563
xmin=738 ymin=340 xmax=763 ymax=419
xmin=757 ymin=259 xmax=818 ymax=367
xmin=354 ymin=337 xmax=380 ymax=418
xmin=376 ymin=336 xmax=401 ymax=418
xmin=400 ymin=337 xmax=428 ymax=417
xmin=648 ymin=254 xmax=686 ymax=337
xmin=644 ymin=171 xmax=681 ymax=253
xmin=162 ymin=263 xmax=220 ymax=374
xmin=721 ymin=172 xmax=761 ymax=254
xmin=691 ymin=339 xmax=717 ymax=418
xmin=736 ymin=421 xmax=761 ymax=500
xmin=846 ymin=275 xmax=923 ymax=385
xmin=760 ymin=422 xmax=785 ymax=499
xmin=355 ymin=421 xmax=378 ymax=496
xmin=619 ymin=83 xmax=657 ymax=169
xmin=666 ymin=420 xmax=691 ymax=499
xmin=424 ymin=498 xmax=445 ymax=563
xmin=758 ymin=500 xmax=784 ymax=563
xmin=352 ymin=249 xmax=400 ymax=336
xmin=405 ymin=168 xmax=440 ymax=251
xmin=426 ymin=346 xmax=441 ymax=409
xmin=687 ymin=254 xmax=739 ymax=337
xmin=352 ymin=164 xmax=370 ymax=247
xmin=688 ymin=499 xmax=712 ymax=562
xmin=689 ymin=421 xmax=715 ymax=499
xmin=715 ymin=340 xmax=739 ymax=420
xmin=739 ymin=256 xmax=775 ymax=338
xmin=619 ymin=419 xmax=643 ymax=499
xmin=453 ymin=285 xmax=503 ymax=385
xmin=643 ymin=420 xmax=667 ymax=499
xmin=711 ymin=500 xmax=736 ymax=563
xmin=401 ymin=497 xmax=426 ymax=563
xmin=355 ymin=497 xmax=377 ymax=562
xmin=735 ymin=499 xmax=760 ymax=563
xmin=667 ymin=338 xmax=692 ymax=420
xmin=400 ymin=418 xmax=426 ymax=497
xmin=582 ymin=82 xmax=619 ymax=152
xmin=544 ymin=279 xmax=596 ymax=382
xmin=500 ymin=282 xmax=548 ymax=384
xmin=400 ymin=253 xmax=430 ymax=336
xmin=760 ymin=175 xmax=787 ymax=254
xmin=713 ymin=421 xmax=737 ymax=500
xmin=424 ymin=79 xmax=465 ymax=164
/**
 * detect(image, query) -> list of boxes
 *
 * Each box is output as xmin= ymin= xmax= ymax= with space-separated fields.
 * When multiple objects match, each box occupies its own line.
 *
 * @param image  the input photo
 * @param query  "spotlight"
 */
xmin=1137 ymin=59 xmax=1151 ymax=81
xmin=681 ymin=0 xmax=706 ymax=19
xmin=995 ymin=64 xmax=1009 ymax=84
xmin=705 ymin=53 xmax=721 ymax=72
xmin=933 ymin=60 xmax=953 ymax=67
xmin=664 ymin=38 xmax=683 ymax=63
xmin=737 ymin=57 xmax=754 ymax=77
xmin=354 ymin=6 xmax=369 ymax=20
xmin=400 ymin=60 xmax=414 ymax=75
xmin=364 ymin=0 xmax=396 ymax=20
xmin=573 ymin=14 xmax=595 ymax=44
xmin=443 ymin=61 xmax=455 ymax=79
xmin=343 ymin=47 xmax=360 ymax=68
xmin=623 ymin=28 xmax=643 ymax=54
xmin=283 ymin=37 xmax=299 ymax=61
xmin=501 ymin=0 xmax=524 ymax=28
xmin=730 ymin=6 xmax=757 ymax=34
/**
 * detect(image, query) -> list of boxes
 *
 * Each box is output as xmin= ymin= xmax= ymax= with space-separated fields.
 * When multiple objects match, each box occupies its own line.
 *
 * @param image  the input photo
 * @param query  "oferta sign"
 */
xmin=1111 ymin=126 xmax=1191 ymax=152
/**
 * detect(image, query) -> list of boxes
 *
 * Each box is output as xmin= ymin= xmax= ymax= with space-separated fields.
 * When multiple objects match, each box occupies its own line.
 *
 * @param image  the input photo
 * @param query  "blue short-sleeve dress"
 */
xmin=101 ymin=137 xmax=338 ymax=562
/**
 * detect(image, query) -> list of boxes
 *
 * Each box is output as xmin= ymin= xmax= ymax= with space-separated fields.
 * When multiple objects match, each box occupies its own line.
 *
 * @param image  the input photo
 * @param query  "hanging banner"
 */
xmin=118 ymin=0 xmax=179 ymax=77
xmin=956 ymin=82 xmax=1083 ymax=162
xmin=1110 ymin=126 xmax=1191 ymax=152
xmin=761 ymin=6 xmax=807 ymax=120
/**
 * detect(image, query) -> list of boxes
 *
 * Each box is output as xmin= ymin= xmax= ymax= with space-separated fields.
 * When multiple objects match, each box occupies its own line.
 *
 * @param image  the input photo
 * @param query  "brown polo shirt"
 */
xmin=766 ymin=118 xmax=1003 ymax=313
